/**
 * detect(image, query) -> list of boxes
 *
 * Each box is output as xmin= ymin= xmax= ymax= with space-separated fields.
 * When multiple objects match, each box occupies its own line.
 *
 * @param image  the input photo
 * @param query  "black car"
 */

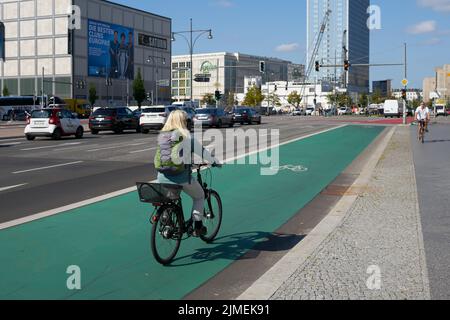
xmin=89 ymin=107 xmax=140 ymax=134
xmin=233 ymin=107 xmax=262 ymax=125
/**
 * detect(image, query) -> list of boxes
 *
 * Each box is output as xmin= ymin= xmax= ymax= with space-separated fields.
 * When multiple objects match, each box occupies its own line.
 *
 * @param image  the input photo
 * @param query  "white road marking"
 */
xmin=13 ymin=161 xmax=84 ymax=174
xmin=87 ymin=142 xmax=148 ymax=152
xmin=129 ymin=147 xmax=157 ymax=154
xmin=0 ymin=138 xmax=25 ymax=142
xmin=0 ymin=183 xmax=28 ymax=192
xmin=1 ymin=125 xmax=346 ymax=230
xmin=21 ymin=142 xmax=82 ymax=151
xmin=0 ymin=142 xmax=22 ymax=146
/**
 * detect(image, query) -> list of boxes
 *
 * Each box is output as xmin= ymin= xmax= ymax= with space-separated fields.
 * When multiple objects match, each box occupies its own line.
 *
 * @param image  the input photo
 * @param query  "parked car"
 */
xmin=178 ymin=106 xmax=195 ymax=129
xmin=324 ymin=107 xmax=338 ymax=116
xmin=291 ymin=108 xmax=305 ymax=116
xmin=232 ymin=107 xmax=262 ymax=125
xmin=89 ymin=107 xmax=140 ymax=134
xmin=305 ymin=107 xmax=315 ymax=116
xmin=24 ymin=108 xmax=84 ymax=141
xmin=139 ymin=105 xmax=178 ymax=133
xmin=338 ymin=107 xmax=352 ymax=116
xmin=436 ymin=105 xmax=447 ymax=117
xmin=194 ymin=108 xmax=234 ymax=128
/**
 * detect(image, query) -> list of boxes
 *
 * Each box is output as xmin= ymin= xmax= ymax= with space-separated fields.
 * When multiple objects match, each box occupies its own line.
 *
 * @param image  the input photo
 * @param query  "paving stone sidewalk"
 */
xmin=271 ymin=126 xmax=431 ymax=300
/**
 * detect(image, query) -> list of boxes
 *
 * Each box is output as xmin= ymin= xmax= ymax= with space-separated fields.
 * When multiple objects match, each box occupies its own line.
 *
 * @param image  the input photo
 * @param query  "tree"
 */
xmin=287 ymin=91 xmax=302 ymax=107
xmin=88 ymin=84 xmax=98 ymax=107
xmin=336 ymin=93 xmax=352 ymax=107
xmin=201 ymin=93 xmax=215 ymax=106
xmin=243 ymin=86 xmax=264 ymax=107
xmin=358 ymin=92 xmax=368 ymax=107
xmin=371 ymin=89 xmax=382 ymax=104
xmin=224 ymin=91 xmax=237 ymax=110
xmin=266 ymin=93 xmax=281 ymax=107
xmin=2 ymin=86 xmax=10 ymax=97
xmin=327 ymin=93 xmax=338 ymax=106
xmin=133 ymin=68 xmax=146 ymax=110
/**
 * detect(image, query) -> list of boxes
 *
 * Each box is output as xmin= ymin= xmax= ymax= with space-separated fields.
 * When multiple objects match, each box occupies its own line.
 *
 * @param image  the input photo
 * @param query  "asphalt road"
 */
xmin=0 ymin=117 xmax=333 ymax=224
xmin=411 ymin=123 xmax=450 ymax=300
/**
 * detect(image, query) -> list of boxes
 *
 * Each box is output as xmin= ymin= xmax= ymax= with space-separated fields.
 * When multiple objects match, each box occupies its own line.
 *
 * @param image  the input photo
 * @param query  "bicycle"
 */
xmin=136 ymin=164 xmax=223 ymax=265
xmin=418 ymin=119 xmax=426 ymax=144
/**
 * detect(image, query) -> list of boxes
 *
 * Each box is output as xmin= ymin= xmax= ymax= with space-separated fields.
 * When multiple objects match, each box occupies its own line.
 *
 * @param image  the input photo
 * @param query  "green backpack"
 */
xmin=154 ymin=131 xmax=187 ymax=176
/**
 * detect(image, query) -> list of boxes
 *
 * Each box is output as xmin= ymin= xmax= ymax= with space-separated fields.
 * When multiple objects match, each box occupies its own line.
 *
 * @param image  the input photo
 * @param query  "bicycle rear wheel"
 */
xmin=201 ymin=190 xmax=223 ymax=243
xmin=151 ymin=205 xmax=183 ymax=265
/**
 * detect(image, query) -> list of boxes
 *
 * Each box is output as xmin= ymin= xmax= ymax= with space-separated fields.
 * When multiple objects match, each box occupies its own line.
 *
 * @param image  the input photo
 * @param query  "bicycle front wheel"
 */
xmin=201 ymin=190 xmax=223 ymax=243
xmin=151 ymin=205 xmax=183 ymax=265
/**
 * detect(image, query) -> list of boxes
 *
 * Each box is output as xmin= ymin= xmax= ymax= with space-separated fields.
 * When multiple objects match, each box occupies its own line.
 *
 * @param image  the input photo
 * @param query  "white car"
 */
xmin=25 ymin=108 xmax=84 ymax=140
xmin=139 ymin=106 xmax=178 ymax=134
xmin=305 ymin=107 xmax=315 ymax=116
xmin=338 ymin=107 xmax=351 ymax=116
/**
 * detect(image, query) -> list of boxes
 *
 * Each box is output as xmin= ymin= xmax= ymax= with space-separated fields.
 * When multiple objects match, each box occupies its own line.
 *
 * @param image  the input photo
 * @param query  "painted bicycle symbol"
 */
xmin=269 ymin=165 xmax=309 ymax=173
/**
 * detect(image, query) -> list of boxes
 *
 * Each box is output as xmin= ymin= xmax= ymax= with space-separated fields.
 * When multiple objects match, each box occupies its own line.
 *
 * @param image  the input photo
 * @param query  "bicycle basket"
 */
xmin=136 ymin=183 xmax=182 ymax=203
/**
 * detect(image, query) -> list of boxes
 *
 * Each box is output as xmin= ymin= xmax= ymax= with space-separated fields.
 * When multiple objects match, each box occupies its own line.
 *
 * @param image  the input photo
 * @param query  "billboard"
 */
xmin=88 ymin=19 xmax=134 ymax=80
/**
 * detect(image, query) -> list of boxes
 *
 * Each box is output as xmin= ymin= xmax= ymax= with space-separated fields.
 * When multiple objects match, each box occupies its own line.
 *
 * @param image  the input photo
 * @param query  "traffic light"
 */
xmin=401 ymin=89 xmax=407 ymax=100
xmin=315 ymin=61 xmax=320 ymax=72
xmin=344 ymin=60 xmax=350 ymax=71
xmin=274 ymin=85 xmax=278 ymax=91
xmin=259 ymin=61 xmax=266 ymax=73
xmin=215 ymin=90 xmax=222 ymax=101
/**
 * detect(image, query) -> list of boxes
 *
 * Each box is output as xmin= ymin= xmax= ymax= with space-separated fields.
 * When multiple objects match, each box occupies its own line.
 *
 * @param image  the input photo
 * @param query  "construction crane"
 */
xmin=301 ymin=9 xmax=332 ymax=107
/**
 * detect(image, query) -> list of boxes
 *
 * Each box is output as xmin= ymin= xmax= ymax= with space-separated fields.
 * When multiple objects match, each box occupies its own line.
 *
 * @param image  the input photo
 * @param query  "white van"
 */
xmin=384 ymin=100 xmax=404 ymax=118
xmin=172 ymin=101 xmax=199 ymax=109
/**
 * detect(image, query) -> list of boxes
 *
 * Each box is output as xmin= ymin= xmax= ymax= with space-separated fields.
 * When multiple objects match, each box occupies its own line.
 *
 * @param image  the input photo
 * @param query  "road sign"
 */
xmin=401 ymin=79 xmax=408 ymax=87
xmin=194 ymin=77 xmax=210 ymax=83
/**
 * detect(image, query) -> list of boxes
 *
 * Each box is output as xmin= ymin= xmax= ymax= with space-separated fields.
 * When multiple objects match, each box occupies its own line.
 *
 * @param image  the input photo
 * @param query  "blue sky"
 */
xmin=116 ymin=0 xmax=450 ymax=89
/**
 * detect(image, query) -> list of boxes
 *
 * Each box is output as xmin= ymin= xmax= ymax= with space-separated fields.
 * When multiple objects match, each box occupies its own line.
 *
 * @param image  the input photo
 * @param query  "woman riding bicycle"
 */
xmin=155 ymin=110 xmax=220 ymax=238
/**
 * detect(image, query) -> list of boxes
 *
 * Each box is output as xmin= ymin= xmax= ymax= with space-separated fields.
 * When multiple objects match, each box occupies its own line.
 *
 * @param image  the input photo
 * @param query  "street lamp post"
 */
xmin=147 ymin=56 xmax=166 ymax=105
xmin=172 ymin=18 xmax=213 ymax=102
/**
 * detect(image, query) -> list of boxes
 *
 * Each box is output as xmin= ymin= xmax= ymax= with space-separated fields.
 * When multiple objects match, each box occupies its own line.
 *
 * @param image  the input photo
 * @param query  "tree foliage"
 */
xmin=201 ymin=93 xmax=215 ymax=106
xmin=88 ymin=84 xmax=98 ymax=107
xmin=243 ymin=86 xmax=265 ymax=107
xmin=287 ymin=91 xmax=302 ymax=107
xmin=2 ymin=86 xmax=10 ymax=97
xmin=133 ymin=68 xmax=146 ymax=110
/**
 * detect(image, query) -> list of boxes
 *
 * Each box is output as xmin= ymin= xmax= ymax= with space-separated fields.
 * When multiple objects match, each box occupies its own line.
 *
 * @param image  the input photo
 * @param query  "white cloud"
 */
xmin=417 ymin=0 xmax=450 ymax=12
xmin=407 ymin=20 xmax=437 ymax=34
xmin=275 ymin=43 xmax=300 ymax=52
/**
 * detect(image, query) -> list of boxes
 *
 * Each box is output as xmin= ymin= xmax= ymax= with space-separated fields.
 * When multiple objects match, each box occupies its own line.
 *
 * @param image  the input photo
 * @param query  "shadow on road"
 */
xmin=169 ymin=231 xmax=305 ymax=267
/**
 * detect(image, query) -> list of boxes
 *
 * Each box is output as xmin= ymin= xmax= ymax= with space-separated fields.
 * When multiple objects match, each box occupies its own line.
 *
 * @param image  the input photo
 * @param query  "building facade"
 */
xmin=171 ymin=52 xmax=290 ymax=102
xmin=423 ymin=64 xmax=450 ymax=103
xmin=306 ymin=0 xmax=370 ymax=93
xmin=423 ymin=77 xmax=437 ymax=103
xmin=0 ymin=0 xmax=172 ymax=106
xmin=372 ymin=80 xmax=392 ymax=97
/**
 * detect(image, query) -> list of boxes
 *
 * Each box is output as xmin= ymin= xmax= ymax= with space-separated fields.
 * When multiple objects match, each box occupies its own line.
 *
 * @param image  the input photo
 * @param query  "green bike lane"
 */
xmin=0 ymin=125 xmax=384 ymax=300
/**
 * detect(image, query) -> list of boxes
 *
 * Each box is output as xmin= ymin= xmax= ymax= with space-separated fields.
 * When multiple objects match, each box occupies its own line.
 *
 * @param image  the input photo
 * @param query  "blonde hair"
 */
xmin=161 ymin=110 xmax=189 ymax=137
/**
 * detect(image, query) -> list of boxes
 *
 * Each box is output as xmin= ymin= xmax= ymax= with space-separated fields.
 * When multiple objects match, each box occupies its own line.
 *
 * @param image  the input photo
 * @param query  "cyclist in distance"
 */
xmin=415 ymin=102 xmax=430 ymax=141
xmin=155 ymin=110 xmax=221 ymax=237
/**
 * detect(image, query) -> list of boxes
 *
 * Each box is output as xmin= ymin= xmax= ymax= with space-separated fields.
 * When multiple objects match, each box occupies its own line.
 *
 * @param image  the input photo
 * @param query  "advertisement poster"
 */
xmin=88 ymin=19 xmax=134 ymax=80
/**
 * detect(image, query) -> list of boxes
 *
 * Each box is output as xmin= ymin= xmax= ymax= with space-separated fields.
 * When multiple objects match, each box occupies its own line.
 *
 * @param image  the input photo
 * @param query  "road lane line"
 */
xmin=0 ymin=142 xmax=22 ymax=146
xmin=0 ymin=125 xmax=345 ymax=230
xmin=87 ymin=142 xmax=148 ymax=152
xmin=129 ymin=147 xmax=157 ymax=154
xmin=12 ymin=161 xmax=84 ymax=174
xmin=21 ymin=142 xmax=82 ymax=151
xmin=0 ymin=183 xmax=28 ymax=192
xmin=0 ymin=138 xmax=24 ymax=142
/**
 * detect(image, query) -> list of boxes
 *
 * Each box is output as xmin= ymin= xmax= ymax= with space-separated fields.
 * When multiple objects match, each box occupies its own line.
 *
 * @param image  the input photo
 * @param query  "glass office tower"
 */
xmin=306 ymin=0 xmax=370 ymax=94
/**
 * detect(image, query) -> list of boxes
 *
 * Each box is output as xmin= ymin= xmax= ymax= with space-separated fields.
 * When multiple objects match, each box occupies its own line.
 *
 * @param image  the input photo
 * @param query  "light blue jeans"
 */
xmin=181 ymin=179 xmax=205 ymax=222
